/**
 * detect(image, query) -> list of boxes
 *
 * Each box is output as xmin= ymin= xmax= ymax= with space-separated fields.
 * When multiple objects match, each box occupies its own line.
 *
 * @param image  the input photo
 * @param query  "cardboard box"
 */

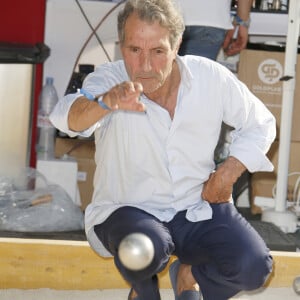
xmin=250 ymin=140 xmax=300 ymax=213
xmin=55 ymin=137 xmax=96 ymax=211
xmin=238 ymin=49 xmax=300 ymax=142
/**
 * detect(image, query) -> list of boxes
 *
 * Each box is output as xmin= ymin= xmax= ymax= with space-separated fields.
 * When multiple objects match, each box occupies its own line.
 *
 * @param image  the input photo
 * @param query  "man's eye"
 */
xmin=155 ymin=49 xmax=164 ymax=54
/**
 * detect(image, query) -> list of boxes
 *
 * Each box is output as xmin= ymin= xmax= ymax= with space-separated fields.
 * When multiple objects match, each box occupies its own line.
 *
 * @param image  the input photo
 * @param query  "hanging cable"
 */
xmin=75 ymin=0 xmax=112 ymax=62
xmin=65 ymin=0 xmax=126 ymax=94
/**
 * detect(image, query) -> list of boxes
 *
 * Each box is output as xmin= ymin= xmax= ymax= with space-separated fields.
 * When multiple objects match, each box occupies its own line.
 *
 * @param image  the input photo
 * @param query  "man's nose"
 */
xmin=140 ymin=53 xmax=152 ymax=72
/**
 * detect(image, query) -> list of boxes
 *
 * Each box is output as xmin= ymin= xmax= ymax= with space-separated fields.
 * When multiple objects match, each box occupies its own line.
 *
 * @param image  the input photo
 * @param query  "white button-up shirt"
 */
xmin=50 ymin=55 xmax=276 ymax=256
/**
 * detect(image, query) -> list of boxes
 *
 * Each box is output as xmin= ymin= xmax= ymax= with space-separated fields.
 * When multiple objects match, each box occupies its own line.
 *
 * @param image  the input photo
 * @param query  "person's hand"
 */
xmin=201 ymin=171 xmax=233 ymax=203
xmin=105 ymin=81 xmax=146 ymax=112
xmin=223 ymin=25 xmax=248 ymax=56
xmin=201 ymin=156 xmax=246 ymax=203
xmin=68 ymin=81 xmax=145 ymax=132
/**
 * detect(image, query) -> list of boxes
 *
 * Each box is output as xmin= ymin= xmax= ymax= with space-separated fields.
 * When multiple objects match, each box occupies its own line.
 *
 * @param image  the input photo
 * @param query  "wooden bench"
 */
xmin=0 ymin=238 xmax=299 ymax=290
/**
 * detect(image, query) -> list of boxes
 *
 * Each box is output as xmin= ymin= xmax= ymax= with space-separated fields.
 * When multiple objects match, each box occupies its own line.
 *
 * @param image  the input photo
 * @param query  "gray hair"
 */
xmin=118 ymin=0 xmax=185 ymax=50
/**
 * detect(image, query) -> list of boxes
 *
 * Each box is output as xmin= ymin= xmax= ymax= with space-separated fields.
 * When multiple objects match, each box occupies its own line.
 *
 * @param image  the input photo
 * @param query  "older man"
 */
xmin=50 ymin=0 xmax=276 ymax=299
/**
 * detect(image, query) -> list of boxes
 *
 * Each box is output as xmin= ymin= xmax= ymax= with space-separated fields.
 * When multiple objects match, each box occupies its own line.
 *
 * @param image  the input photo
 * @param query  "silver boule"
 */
xmin=118 ymin=233 xmax=154 ymax=271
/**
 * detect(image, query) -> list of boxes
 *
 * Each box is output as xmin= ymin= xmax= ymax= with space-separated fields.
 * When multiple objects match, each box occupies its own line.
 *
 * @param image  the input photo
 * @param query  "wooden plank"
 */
xmin=0 ymin=238 xmax=299 ymax=290
xmin=264 ymin=251 xmax=300 ymax=288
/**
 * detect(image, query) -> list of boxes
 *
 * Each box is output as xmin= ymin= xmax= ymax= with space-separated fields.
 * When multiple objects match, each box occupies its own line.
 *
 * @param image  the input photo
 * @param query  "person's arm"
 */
xmin=69 ymin=81 xmax=145 ymax=132
xmin=236 ymin=0 xmax=252 ymax=23
xmin=68 ymin=95 xmax=110 ymax=132
xmin=223 ymin=0 xmax=252 ymax=56
xmin=201 ymin=67 xmax=276 ymax=204
xmin=50 ymin=80 xmax=146 ymax=137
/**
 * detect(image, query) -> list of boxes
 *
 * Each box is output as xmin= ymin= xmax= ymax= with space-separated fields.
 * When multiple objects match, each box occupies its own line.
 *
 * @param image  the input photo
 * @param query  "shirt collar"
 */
xmin=176 ymin=55 xmax=193 ymax=90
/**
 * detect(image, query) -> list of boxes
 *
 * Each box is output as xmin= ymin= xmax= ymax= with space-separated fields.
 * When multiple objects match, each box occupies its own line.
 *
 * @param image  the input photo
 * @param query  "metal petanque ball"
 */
xmin=118 ymin=233 xmax=155 ymax=271
xmin=293 ymin=276 xmax=300 ymax=295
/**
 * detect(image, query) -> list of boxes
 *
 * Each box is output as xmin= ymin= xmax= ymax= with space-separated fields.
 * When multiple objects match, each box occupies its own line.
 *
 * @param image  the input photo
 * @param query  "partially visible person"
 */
xmin=177 ymin=0 xmax=252 ymax=60
xmin=50 ymin=1 xmax=275 ymax=299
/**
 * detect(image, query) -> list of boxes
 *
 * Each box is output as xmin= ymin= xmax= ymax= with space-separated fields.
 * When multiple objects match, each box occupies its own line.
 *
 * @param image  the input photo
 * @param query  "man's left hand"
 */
xmin=201 ymin=156 xmax=246 ymax=203
xmin=201 ymin=171 xmax=233 ymax=203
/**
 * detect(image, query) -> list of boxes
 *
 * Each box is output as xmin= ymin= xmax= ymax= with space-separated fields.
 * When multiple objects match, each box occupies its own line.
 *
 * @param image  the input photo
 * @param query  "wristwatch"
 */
xmin=79 ymin=88 xmax=111 ymax=110
xmin=234 ymin=15 xmax=250 ymax=28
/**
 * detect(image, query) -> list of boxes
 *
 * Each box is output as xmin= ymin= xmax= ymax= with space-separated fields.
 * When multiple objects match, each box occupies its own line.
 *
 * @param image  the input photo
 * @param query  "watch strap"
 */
xmin=234 ymin=15 xmax=250 ymax=28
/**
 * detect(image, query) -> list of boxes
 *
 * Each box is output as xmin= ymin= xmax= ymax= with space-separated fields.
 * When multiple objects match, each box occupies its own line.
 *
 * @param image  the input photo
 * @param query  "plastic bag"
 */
xmin=0 ymin=168 xmax=84 ymax=232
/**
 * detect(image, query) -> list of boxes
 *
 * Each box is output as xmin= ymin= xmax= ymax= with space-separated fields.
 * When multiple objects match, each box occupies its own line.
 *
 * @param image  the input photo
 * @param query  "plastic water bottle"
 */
xmin=36 ymin=77 xmax=58 ymax=160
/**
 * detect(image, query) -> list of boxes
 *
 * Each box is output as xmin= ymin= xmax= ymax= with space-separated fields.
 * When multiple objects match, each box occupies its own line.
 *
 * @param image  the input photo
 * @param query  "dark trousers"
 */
xmin=94 ymin=203 xmax=273 ymax=300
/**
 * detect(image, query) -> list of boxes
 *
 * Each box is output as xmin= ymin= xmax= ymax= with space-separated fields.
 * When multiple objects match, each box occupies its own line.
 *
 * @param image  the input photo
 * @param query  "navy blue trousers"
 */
xmin=94 ymin=203 xmax=273 ymax=300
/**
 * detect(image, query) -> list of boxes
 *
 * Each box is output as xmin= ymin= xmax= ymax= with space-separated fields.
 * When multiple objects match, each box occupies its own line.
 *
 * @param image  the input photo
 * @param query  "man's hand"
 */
xmin=201 ymin=171 xmax=233 ymax=203
xmin=223 ymin=25 xmax=248 ymax=56
xmin=68 ymin=81 xmax=145 ymax=132
xmin=105 ymin=81 xmax=146 ymax=112
xmin=201 ymin=156 xmax=246 ymax=203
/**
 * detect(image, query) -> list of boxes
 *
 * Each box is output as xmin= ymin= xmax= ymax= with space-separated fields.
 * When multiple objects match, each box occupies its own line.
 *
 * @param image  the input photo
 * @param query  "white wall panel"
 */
xmin=0 ymin=64 xmax=33 ymax=177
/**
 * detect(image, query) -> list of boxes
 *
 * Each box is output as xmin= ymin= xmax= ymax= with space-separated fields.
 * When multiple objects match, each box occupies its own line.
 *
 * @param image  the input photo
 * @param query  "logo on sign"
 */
xmin=258 ymin=59 xmax=283 ymax=85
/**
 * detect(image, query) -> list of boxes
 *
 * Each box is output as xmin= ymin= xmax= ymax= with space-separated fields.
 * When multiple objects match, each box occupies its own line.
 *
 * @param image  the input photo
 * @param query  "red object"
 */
xmin=0 ymin=0 xmax=47 ymax=167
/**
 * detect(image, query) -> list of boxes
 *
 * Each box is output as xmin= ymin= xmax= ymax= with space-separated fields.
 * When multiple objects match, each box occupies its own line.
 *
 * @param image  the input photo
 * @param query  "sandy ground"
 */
xmin=0 ymin=287 xmax=299 ymax=300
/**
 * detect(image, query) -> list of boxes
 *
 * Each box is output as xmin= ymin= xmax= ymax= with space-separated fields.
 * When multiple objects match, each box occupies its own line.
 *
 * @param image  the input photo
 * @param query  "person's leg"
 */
xmin=94 ymin=206 xmax=175 ymax=300
xmin=178 ymin=26 xmax=226 ymax=60
xmin=167 ymin=204 xmax=273 ymax=300
xmin=169 ymin=259 xmax=201 ymax=300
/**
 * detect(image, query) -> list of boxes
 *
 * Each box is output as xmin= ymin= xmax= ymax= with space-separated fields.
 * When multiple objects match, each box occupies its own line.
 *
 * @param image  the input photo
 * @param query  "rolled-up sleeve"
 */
xmin=224 ymin=76 xmax=276 ymax=173
xmin=49 ymin=92 xmax=96 ymax=138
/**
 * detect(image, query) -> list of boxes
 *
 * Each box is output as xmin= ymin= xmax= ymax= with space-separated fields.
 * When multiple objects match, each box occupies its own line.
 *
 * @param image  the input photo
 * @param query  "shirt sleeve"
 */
xmin=49 ymin=61 xmax=128 ymax=138
xmin=49 ymin=92 xmax=97 ymax=138
xmin=222 ymin=72 xmax=276 ymax=173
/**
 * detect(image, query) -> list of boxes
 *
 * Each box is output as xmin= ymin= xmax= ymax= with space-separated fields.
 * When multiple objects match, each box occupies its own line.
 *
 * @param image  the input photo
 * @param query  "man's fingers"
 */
xmin=106 ymin=81 xmax=145 ymax=112
xmin=133 ymin=81 xmax=143 ymax=93
xmin=115 ymin=81 xmax=143 ymax=99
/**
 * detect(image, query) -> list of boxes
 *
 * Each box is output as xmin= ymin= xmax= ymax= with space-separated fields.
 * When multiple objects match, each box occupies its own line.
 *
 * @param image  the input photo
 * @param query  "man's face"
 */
xmin=120 ymin=12 xmax=178 ymax=95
